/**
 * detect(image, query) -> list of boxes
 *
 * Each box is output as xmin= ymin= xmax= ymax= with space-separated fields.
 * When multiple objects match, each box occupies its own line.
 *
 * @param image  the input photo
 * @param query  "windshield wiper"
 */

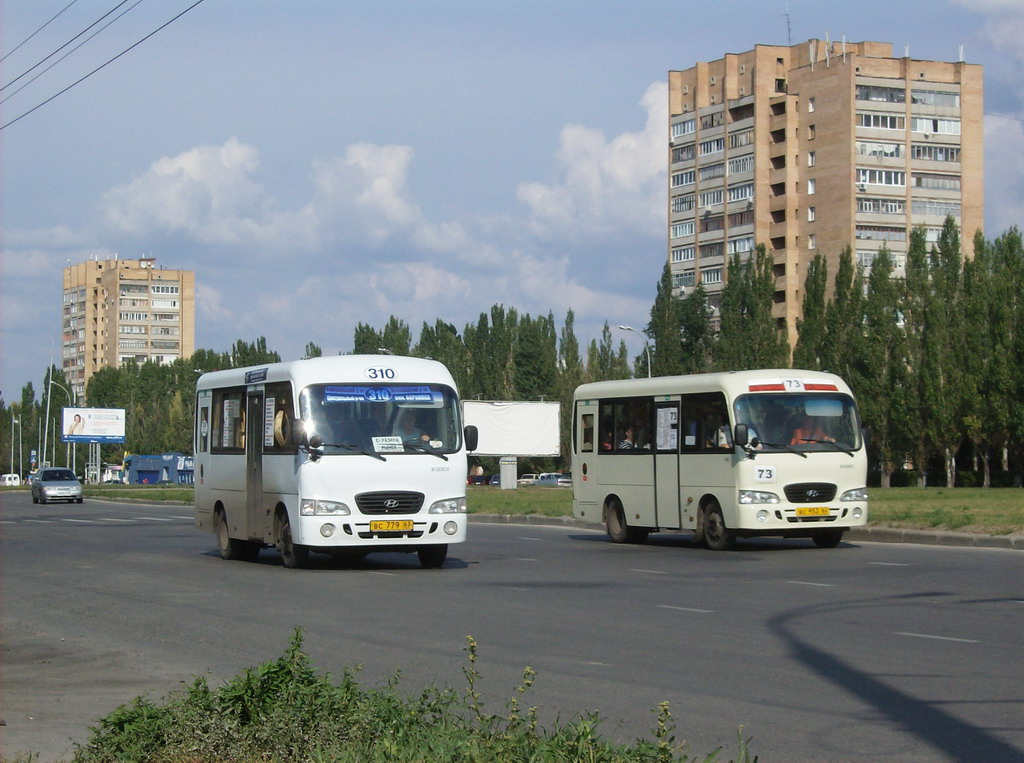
xmin=754 ymin=439 xmax=808 ymax=458
xmin=799 ymin=438 xmax=855 ymax=457
xmin=320 ymin=441 xmax=387 ymax=462
xmin=404 ymin=440 xmax=449 ymax=461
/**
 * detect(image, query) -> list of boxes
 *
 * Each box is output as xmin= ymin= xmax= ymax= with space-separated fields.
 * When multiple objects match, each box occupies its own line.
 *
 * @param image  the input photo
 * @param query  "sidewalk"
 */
xmin=468 ymin=513 xmax=1024 ymax=550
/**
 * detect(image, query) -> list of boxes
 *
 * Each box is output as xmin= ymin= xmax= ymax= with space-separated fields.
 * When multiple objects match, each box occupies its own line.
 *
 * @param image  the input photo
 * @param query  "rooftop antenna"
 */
xmin=958 ymin=43 xmax=964 ymax=62
xmin=785 ymin=1 xmax=792 ymax=46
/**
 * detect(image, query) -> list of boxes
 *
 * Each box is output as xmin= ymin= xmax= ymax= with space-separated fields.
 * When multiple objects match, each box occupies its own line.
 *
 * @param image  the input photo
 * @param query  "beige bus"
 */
xmin=572 ymin=370 xmax=868 ymax=550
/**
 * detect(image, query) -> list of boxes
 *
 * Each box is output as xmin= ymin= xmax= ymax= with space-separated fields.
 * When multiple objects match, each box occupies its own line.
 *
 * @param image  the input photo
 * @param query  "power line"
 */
xmin=0 ymin=0 xmax=207 ymax=132
xmin=1 ymin=0 xmax=134 ymax=94
xmin=1 ymin=0 xmax=147 ymax=108
xmin=0 ymin=0 xmax=81 ymax=65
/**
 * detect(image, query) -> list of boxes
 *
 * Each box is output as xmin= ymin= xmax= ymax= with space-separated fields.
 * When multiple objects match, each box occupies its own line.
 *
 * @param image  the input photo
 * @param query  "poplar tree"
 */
xmin=557 ymin=310 xmax=586 ymax=460
xmin=647 ymin=262 xmax=684 ymax=377
xmin=716 ymin=245 xmax=787 ymax=370
xmin=678 ymin=284 xmax=714 ymax=374
xmin=793 ymin=253 xmax=828 ymax=370
xmin=822 ymin=246 xmax=863 ymax=380
xmin=514 ymin=312 xmax=557 ymax=401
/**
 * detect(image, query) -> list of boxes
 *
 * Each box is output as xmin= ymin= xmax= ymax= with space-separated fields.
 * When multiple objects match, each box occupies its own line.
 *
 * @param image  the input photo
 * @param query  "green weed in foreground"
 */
xmin=72 ymin=629 xmax=756 ymax=763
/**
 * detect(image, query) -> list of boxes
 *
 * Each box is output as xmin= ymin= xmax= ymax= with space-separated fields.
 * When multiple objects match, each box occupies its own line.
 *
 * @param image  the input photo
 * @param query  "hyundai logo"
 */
xmin=384 ymin=499 xmax=400 ymax=509
xmin=806 ymin=489 xmax=819 ymax=498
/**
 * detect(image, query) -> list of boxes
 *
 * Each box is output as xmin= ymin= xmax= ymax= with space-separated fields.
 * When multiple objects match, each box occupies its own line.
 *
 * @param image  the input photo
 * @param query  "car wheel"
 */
xmin=703 ymin=501 xmax=736 ymax=551
xmin=277 ymin=512 xmax=309 ymax=569
xmin=418 ymin=544 xmax=448 ymax=569
xmin=76 ymin=497 xmax=84 ymax=504
xmin=812 ymin=529 xmax=844 ymax=548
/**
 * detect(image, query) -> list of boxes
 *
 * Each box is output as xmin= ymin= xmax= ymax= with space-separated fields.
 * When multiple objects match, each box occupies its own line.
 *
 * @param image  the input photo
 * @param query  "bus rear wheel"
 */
xmin=418 ymin=544 xmax=448 ymax=569
xmin=605 ymin=500 xmax=648 ymax=544
xmin=702 ymin=502 xmax=736 ymax=551
xmin=277 ymin=513 xmax=309 ymax=569
xmin=812 ymin=528 xmax=845 ymax=548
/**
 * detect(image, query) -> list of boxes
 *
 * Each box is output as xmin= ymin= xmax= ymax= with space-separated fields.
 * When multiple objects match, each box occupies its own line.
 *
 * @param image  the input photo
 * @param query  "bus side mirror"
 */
xmin=733 ymin=423 xmax=749 ymax=448
xmin=309 ymin=434 xmax=323 ymax=449
xmin=464 ymin=425 xmax=479 ymax=453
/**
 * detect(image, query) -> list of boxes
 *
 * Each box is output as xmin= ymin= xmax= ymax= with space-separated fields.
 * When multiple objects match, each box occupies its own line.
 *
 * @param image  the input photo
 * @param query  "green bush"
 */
xmin=72 ymin=630 xmax=756 ymax=762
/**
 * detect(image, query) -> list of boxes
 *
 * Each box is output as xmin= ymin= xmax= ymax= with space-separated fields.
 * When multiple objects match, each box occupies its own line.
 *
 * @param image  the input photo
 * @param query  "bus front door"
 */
xmin=653 ymin=400 xmax=682 ymax=529
xmin=246 ymin=391 xmax=265 ymax=541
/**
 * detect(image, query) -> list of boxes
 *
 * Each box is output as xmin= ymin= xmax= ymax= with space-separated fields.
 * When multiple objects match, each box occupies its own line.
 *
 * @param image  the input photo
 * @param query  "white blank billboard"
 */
xmin=463 ymin=401 xmax=560 ymax=457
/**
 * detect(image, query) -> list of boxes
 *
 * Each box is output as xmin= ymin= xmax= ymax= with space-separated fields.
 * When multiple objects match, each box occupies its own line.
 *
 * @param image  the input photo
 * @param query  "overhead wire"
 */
xmin=0 ymin=0 xmax=208 ymax=132
xmin=0 ymin=0 xmax=81 ymax=64
xmin=1 ymin=0 xmax=148 ymax=107
xmin=1 ymin=0 xmax=134 ymax=94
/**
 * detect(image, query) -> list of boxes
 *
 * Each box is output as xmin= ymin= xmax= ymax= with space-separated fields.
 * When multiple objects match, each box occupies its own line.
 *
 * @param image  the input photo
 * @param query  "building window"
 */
xmin=673 ymin=270 xmax=696 ymax=289
xmin=727 ymin=236 xmax=755 ymax=254
xmin=672 ymin=144 xmax=696 ymax=163
xmin=912 ymin=173 xmax=961 ymax=191
xmin=702 ymin=267 xmax=724 ymax=285
xmin=727 ymin=183 xmax=754 ymax=203
xmin=858 ymin=197 xmax=906 ymax=215
xmin=729 ymin=129 xmax=753 ymax=149
xmin=808 ymin=97 xmax=816 ymax=113
xmin=808 ymin=124 xmax=816 ymax=140
xmin=672 ymin=119 xmax=696 ymax=138
xmin=728 ymin=209 xmax=754 ymax=227
xmin=911 ymin=89 xmax=960 ymax=108
xmin=857 ymin=168 xmax=906 ymax=187
xmin=671 ymin=221 xmax=695 ymax=238
xmin=856 ymin=84 xmax=906 ymax=103
xmin=671 ymin=246 xmax=696 ymax=263
xmin=671 ymin=170 xmax=696 ymax=187
xmin=911 ymin=144 xmax=961 ymax=162
xmin=807 ymin=178 xmax=816 ymax=195
xmin=775 ymin=78 xmax=786 ymax=93
xmin=857 ymin=112 xmax=906 ymax=130
xmin=911 ymin=117 xmax=961 ymax=135
xmin=699 ymin=189 xmax=724 ymax=207
xmin=809 ymin=234 xmax=816 ymax=250
xmin=700 ymin=111 xmax=725 ymax=130
xmin=856 ymin=225 xmax=907 ymax=242
xmin=699 ymin=137 xmax=725 ymax=155
xmin=911 ymin=199 xmax=961 ymax=218
xmin=672 ymin=193 xmax=695 ymax=213
xmin=728 ymin=155 xmax=754 ymax=175
xmin=857 ymin=141 xmax=904 ymax=159
xmin=700 ymin=242 xmax=724 ymax=259
xmin=701 ymin=215 xmax=725 ymax=234
xmin=808 ymin=206 xmax=816 ymax=222
xmin=699 ymin=162 xmax=726 ymax=181
xmin=808 ymin=151 xmax=816 ymax=167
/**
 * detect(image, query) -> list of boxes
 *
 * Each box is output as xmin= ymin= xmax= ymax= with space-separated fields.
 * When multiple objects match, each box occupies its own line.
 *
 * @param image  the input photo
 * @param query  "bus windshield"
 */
xmin=299 ymin=382 xmax=462 ymax=455
xmin=733 ymin=393 xmax=862 ymax=452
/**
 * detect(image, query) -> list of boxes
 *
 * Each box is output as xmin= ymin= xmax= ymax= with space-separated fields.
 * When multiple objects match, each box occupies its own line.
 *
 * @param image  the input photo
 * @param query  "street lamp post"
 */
xmin=48 ymin=380 xmax=76 ymax=473
xmin=617 ymin=325 xmax=652 ymax=379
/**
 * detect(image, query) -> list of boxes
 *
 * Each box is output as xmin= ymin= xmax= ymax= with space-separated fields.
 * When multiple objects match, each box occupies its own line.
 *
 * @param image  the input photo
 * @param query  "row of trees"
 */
xmin=2 ymin=219 xmax=1021 ymax=486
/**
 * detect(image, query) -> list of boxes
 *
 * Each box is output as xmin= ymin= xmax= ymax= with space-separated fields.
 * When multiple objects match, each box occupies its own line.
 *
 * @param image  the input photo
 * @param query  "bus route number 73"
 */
xmin=754 ymin=465 xmax=776 ymax=483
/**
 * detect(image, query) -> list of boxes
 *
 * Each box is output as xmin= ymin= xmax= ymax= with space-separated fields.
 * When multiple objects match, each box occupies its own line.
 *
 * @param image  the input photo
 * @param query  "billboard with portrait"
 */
xmin=62 ymin=407 xmax=126 ymax=443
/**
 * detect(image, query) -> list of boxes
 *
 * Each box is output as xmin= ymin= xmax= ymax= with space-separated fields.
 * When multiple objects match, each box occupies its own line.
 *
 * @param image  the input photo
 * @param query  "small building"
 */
xmin=123 ymin=453 xmax=194 ymax=484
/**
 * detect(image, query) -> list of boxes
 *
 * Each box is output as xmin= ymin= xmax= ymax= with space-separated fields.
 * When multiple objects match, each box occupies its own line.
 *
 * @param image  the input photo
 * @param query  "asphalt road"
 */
xmin=1 ymin=493 xmax=1022 ymax=762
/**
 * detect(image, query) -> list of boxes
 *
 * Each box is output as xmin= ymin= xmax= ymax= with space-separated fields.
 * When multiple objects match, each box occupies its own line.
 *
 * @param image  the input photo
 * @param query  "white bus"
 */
xmin=194 ymin=355 xmax=478 ymax=568
xmin=572 ymin=370 xmax=868 ymax=550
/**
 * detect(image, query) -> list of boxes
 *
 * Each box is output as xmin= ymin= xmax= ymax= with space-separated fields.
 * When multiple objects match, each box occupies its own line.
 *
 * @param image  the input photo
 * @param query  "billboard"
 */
xmin=463 ymin=401 xmax=560 ymax=457
xmin=62 ymin=407 xmax=127 ymax=443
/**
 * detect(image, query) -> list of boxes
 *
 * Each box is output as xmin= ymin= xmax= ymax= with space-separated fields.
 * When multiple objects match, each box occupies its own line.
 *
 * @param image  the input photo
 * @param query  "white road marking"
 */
xmin=659 ymin=605 xmax=714 ymax=614
xmin=632 ymin=568 xmax=668 ymax=575
xmin=25 ymin=519 xmax=55 ymax=523
xmin=136 ymin=517 xmax=173 ymax=521
xmin=896 ymin=632 xmax=980 ymax=644
xmin=515 ymin=557 xmax=537 ymax=562
xmin=63 ymin=518 xmax=92 ymax=523
xmin=870 ymin=562 xmax=911 ymax=567
xmin=786 ymin=580 xmax=836 ymax=587
xmin=97 ymin=518 xmax=133 ymax=522
xmin=171 ymin=515 xmax=193 ymax=520
xmin=518 ymin=536 xmax=542 ymax=541
xmin=367 ymin=571 xmax=397 ymax=577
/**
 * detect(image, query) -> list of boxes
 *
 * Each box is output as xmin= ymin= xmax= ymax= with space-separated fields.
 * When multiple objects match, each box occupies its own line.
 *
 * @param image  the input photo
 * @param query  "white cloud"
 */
xmin=516 ymin=81 xmax=667 ymax=239
xmin=984 ymin=114 xmax=1024 ymax=235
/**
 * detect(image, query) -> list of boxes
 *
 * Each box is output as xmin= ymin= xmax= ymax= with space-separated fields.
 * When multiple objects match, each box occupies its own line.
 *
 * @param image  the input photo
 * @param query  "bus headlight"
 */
xmin=429 ymin=497 xmax=466 ymax=514
xmin=738 ymin=490 xmax=780 ymax=505
xmin=301 ymin=499 xmax=351 ymax=516
xmin=841 ymin=488 xmax=868 ymax=502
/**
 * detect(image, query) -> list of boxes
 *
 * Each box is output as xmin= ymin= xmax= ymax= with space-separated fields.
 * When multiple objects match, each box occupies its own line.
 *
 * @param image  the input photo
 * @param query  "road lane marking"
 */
xmin=896 ymin=632 xmax=980 ymax=644
xmin=171 ymin=515 xmax=193 ymax=520
xmin=633 ymin=568 xmax=668 ymax=575
xmin=515 ymin=557 xmax=537 ymax=562
xmin=786 ymin=580 xmax=835 ymax=587
xmin=97 ymin=518 xmax=133 ymax=522
xmin=136 ymin=517 xmax=173 ymax=521
xmin=659 ymin=605 xmax=714 ymax=614
xmin=63 ymin=519 xmax=93 ymax=523
xmin=870 ymin=562 xmax=911 ymax=567
xmin=518 ymin=536 xmax=542 ymax=541
xmin=367 ymin=571 xmax=398 ymax=577
xmin=25 ymin=519 xmax=55 ymax=523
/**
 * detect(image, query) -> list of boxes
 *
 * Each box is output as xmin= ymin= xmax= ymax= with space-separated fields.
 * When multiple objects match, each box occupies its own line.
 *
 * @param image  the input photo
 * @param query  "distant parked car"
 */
xmin=31 ymin=468 xmax=83 ymax=504
xmin=517 ymin=473 xmax=538 ymax=486
xmin=1 ymin=473 xmax=21 ymax=487
xmin=467 ymin=474 xmax=488 ymax=485
xmin=488 ymin=475 xmax=501 ymax=486
xmin=535 ymin=472 xmax=571 ymax=488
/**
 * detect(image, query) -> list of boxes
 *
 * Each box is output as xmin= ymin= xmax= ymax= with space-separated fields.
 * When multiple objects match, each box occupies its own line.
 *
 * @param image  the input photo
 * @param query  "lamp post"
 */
xmin=49 ymin=380 xmax=76 ymax=472
xmin=8 ymin=412 xmax=15 ymax=476
xmin=617 ymin=325 xmax=652 ymax=379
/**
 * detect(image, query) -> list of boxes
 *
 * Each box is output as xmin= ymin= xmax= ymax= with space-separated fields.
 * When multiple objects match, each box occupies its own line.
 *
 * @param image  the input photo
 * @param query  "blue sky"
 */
xmin=2 ymin=0 xmax=1023 ymax=401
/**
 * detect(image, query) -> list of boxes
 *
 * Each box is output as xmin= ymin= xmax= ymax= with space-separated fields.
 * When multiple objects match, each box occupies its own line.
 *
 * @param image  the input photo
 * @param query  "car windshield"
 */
xmin=733 ymin=393 xmax=862 ymax=452
xmin=299 ymin=382 xmax=462 ymax=455
xmin=43 ymin=469 xmax=76 ymax=481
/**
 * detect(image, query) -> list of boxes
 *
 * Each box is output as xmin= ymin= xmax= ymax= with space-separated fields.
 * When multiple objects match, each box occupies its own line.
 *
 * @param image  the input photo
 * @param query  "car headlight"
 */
xmin=300 ymin=499 xmax=351 ymax=516
xmin=429 ymin=497 xmax=467 ymax=514
xmin=738 ymin=490 xmax=780 ymax=505
xmin=841 ymin=488 xmax=868 ymax=501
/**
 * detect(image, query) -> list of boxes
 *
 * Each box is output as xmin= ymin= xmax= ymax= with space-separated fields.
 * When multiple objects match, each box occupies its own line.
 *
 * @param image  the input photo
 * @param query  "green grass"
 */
xmin=61 ymin=629 xmax=754 ymax=763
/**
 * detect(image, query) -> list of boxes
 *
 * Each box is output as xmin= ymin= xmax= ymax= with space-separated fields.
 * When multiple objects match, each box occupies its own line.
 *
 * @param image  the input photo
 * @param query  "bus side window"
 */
xmin=266 ymin=382 xmax=296 ymax=452
xmin=198 ymin=406 xmax=209 ymax=453
xmin=680 ymin=392 xmax=730 ymax=451
xmin=581 ymin=414 xmax=594 ymax=453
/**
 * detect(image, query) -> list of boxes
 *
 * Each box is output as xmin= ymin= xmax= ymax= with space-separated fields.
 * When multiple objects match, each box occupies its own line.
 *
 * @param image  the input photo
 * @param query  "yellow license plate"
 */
xmin=369 ymin=520 xmax=414 ymax=532
xmin=796 ymin=507 xmax=831 ymax=517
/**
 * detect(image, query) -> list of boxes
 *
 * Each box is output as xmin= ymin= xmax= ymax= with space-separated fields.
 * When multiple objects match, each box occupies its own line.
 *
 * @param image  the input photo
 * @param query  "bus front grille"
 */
xmin=784 ymin=483 xmax=837 ymax=502
xmin=357 ymin=491 xmax=425 ymax=514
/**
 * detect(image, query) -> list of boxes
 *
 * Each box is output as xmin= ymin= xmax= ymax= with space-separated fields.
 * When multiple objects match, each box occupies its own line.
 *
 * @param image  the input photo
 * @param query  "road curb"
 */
xmin=468 ymin=513 xmax=1024 ymax=550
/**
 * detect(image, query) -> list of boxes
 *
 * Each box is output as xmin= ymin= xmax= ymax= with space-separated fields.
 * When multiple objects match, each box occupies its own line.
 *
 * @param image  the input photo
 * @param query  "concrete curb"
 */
xmin=468 ymin=513 xmax=1024 ymax=550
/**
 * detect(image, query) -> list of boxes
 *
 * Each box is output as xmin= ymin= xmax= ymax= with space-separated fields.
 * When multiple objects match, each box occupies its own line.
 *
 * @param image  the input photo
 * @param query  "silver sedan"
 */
xmin=31 ymin=468 xmax=84 ymax=504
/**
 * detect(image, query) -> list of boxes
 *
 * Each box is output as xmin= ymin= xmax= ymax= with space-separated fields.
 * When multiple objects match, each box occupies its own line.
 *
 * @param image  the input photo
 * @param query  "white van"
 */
xmin=1 ymin=474 xmax=22 ymax=487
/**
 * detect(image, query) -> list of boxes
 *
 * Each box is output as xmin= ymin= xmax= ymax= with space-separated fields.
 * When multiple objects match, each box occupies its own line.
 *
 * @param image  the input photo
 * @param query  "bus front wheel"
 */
xmin=702 ymin=502 xmax=736 ymax=551
xmin=277 ymin=513 xmax=309 ymax=569
xmin=418 ymin=544 xmax=448 ymax=569
xmin=605 ymin=500 xmax=648 ymax=544
xmin=812 ymin=529 xmax=845 ymax=548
